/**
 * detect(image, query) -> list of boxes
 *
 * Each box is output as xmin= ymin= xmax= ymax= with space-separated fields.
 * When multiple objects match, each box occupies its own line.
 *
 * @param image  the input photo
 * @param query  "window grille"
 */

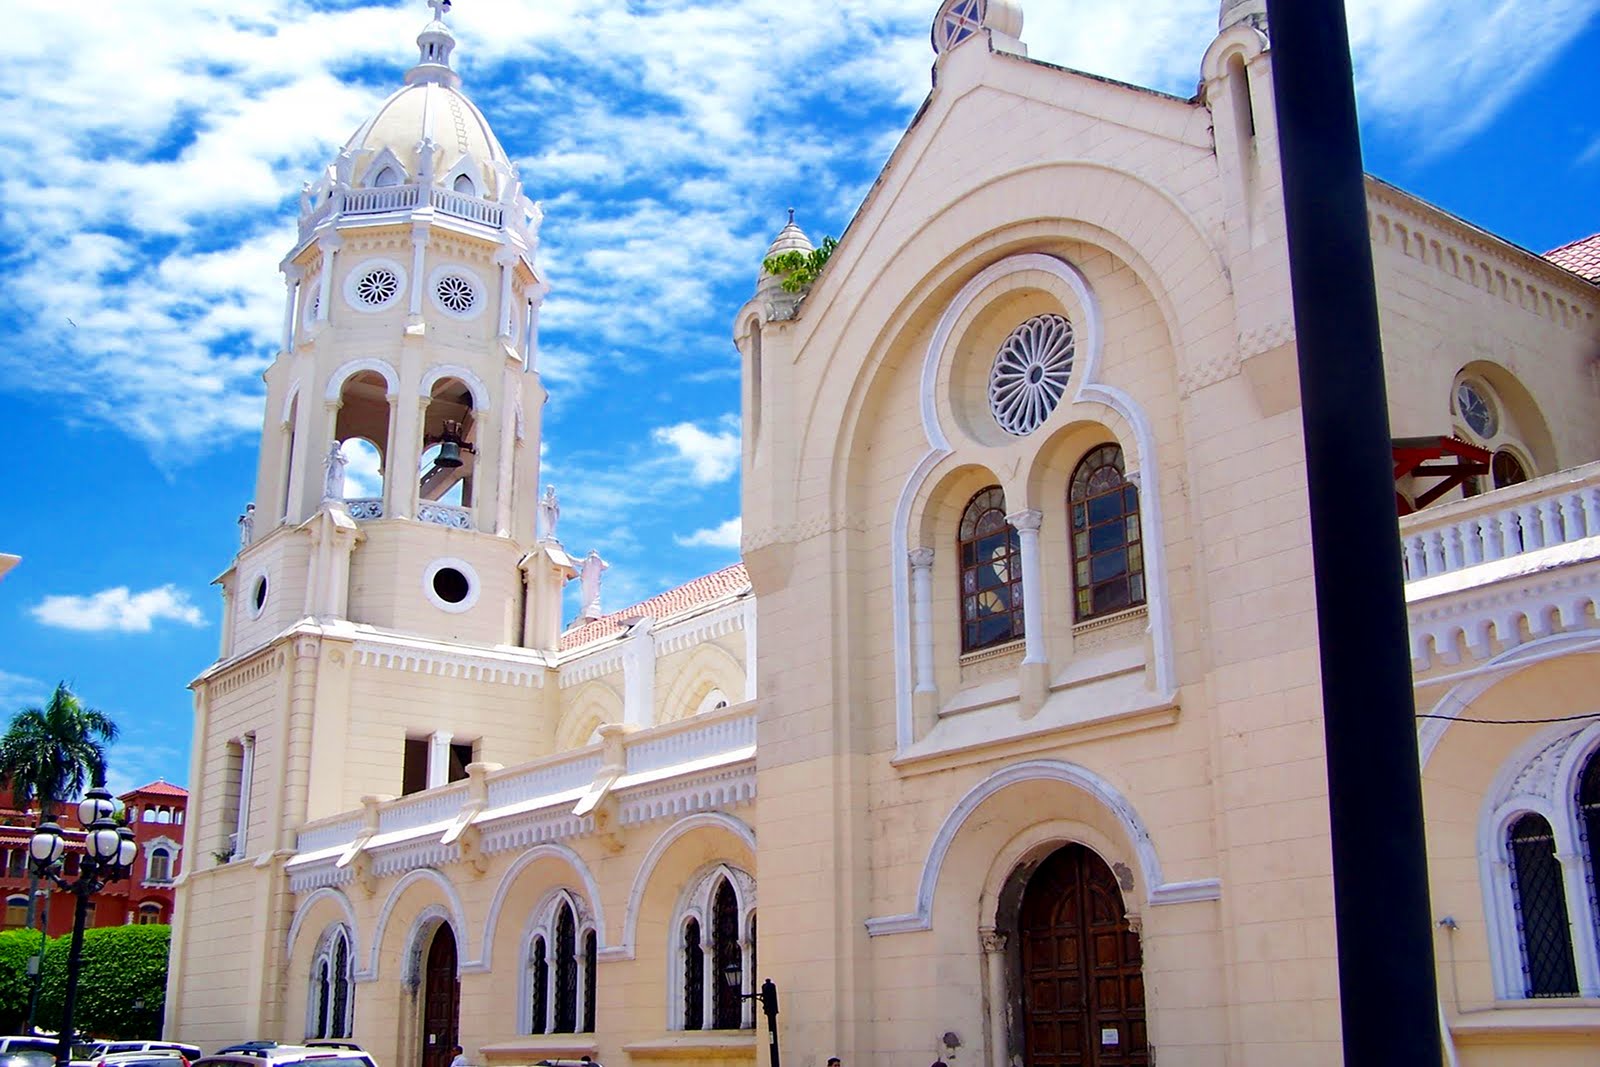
xmin=583 ymin=930 xmax=598 ymax=1034
xmin=530 ymin=936 xmax=548 ymax=1034
xmin=1508 ymin=813 xmax=1579 ymax=997
xmin=553 ymin=902 xmax=578 ymax=1033
xmin=1069 ymin=444 xmax=1145 ymax=620
xmin=683 ymin=919 xmax=704 ymax=1030
xmin=1579 ymin=753 xmax=1600 ymax=968
xmin=958 ymin=486 xmax=1023 ymax=653
xmin=712 ymin=879 xmax=743 ymax=1029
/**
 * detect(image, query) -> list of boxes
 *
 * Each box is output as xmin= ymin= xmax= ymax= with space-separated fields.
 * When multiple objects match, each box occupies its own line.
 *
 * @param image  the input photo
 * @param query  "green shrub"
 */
xmin=0 ymin=928 xmax=51 ymax=1033
xmin=36 ymin=924 xmax=170 ymax=1040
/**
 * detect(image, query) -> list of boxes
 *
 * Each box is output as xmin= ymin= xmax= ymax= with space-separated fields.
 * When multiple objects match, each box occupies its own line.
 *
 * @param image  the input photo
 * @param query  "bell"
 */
xmin=435 ymin=439 xmax=464 ymax=468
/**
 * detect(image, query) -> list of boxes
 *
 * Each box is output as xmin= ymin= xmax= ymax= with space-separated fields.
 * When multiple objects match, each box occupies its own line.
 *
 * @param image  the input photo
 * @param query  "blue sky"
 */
xmin=1 ymin=0 xmax=1596 ymax=795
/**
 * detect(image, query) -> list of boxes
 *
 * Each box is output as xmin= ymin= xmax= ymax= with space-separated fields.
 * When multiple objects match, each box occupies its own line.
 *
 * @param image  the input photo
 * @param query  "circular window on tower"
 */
xmin=248 ymin=572 xmax=269 ymax=619
xmin=423 ymin=557 xmax=480 ymax=614
xmin=988 ymin=313 xmax=1076 ymax=436
xmin=343 ymin=258 xmax=407 ymax=313
xmin=428 ymin=266 xmax=485 ymax=320
xmin=1455 ymin=379 xmax=1498 ymax=440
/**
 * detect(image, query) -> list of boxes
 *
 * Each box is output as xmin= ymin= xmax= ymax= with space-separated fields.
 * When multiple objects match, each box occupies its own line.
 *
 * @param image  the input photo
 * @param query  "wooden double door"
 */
xmin=421 ymin=925 xmax=460 ymax=1067
xmin=1018 ymin=844 xmax=1149 ymax=1066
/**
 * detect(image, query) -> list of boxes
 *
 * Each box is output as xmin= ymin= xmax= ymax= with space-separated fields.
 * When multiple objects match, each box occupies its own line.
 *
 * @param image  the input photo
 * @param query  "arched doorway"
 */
xmin=1016 ymin=844 xmax=1148 ymax=1066
xmin=421 ymin=925 xmax=460 ymax=1067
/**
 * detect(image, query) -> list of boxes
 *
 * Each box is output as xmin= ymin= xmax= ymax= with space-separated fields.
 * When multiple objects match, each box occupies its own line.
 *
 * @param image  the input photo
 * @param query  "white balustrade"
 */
xmin=378 ymin=783 xmax=469 ymax=834
xmin=419 ymin=502 xmax=473 ymax=529
xmin=296 ymin=816 xmax=365 ymax=854
xmin=486 ymin=754 xmax=603 ymax=810
xmin=626 ymin=709 xmax=756 ymax=776
xmin=346 ymin=498 xmax=384 ymax=520
xmin=296 ymin=183 xmax=504 ymax=246
xmin=1400 ymin=465 xmax=1600 ymax=583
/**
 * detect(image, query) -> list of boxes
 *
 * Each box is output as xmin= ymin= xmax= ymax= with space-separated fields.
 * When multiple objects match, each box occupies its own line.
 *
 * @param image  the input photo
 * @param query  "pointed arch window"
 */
xmin=1579 ymin=753 xmax=1600 ymax=965
xmin=453 ymin=173 xmax=476 ymax=195
xmin=524 ymin=892 xmax=596 ymax=1035
xmin=958 ymin=486 xmax=1023 ymax=653
xmin=673 ymin=865 xmax=756 ymax=1031
xmin=1069 ymin=444 xmax=1145 ymax=621
xmin=373 ymin=166 xmax=401 ymax=188
xmin=308 ymin=926 xmax=354 ymax=1039
xmin=1508 ymin=813 xmax=1579 ymax=997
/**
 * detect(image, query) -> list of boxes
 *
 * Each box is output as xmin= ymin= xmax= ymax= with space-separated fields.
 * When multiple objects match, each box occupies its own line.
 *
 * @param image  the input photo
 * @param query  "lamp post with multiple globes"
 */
xmin=28 ymin=782 xmax=138 ymax=1067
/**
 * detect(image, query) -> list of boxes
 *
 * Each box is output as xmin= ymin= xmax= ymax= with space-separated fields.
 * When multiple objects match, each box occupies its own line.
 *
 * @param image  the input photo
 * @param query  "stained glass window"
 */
xmin=1069 ymin=445 xmax=1145 ymax=621
xmin=958 ymin=486 xmax=1023 ymax=653
xmin=310 ymin=928 xmax=352 ymax=1039
xmin=330 ymin=931 xmax=351 ymax=1038
xmin=1508 ymin=813 xmax=1578 ymax=997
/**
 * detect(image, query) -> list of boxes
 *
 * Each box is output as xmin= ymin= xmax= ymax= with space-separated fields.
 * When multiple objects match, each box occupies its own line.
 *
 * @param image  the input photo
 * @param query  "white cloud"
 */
xmin=0 ymin=669 xmax=46 ymax=710
xmin=32 ymin=585 xmax=206 ymax=634
xmin=340 ymin=437 xmax=385 ymax=500
xmin=652 ymin=420 xmax=741 ymax=485
xmin=1579 ymin=133 xmax=1600 ymax=168
xmin=1 ymin=0 xmax=1588 ymax=452
xmin=103 ymin=740 xmax=188 ymax=799
xmin=676 ymin=517 xmax=742 ymax=550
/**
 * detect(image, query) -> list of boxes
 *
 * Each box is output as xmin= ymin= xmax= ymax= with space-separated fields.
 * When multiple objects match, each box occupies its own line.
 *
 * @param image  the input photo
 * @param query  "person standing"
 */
xmin=448 ymin=1046 xmax=468 ymax=1067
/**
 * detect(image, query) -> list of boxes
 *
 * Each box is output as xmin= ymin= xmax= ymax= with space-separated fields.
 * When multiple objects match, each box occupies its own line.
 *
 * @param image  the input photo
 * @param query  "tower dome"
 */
xmin=335 ymin=1 xmax=513 ymax=202
xmin=1219 ymin=0 xmax=1268 ymax=30
xmin=758 ymin=211 xmax=814 ymax=286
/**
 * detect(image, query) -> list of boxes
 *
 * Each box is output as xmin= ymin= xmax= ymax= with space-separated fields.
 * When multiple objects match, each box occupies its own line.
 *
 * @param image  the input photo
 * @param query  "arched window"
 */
xmin=524 ymin=891 xmax=596 ymax=1035
xmin=1069 ymin=444 xmax=1145 ymax=621
xmin=309 ymin=926 xmax=354 ymax=1039
xmin=136 ymin=903 xmax=162 ymax=925
xmin=373 ymin=166 xmax=400 ymax=188
xmin=148 ymin=848 xmax=172 ymax=884
xmin=453 ymin=173 xmax=476 ymax=195
xmin=674 ymin=865 xmax=755 ymax=1031
xmin=1508 ymin=813 xmax=1578 ymax=997
xmin=682 ymin=918 xmax=703 ymax=1030
xmin=3 ymin=896 xmax=26 ymax=929
xmin=529 ymin=937 xmax=548 ymax=1034
xmin=958 ymin=486 xmax=1022 ymax=653
xmin=1579 ymin=754 xmax=1600 ymax=964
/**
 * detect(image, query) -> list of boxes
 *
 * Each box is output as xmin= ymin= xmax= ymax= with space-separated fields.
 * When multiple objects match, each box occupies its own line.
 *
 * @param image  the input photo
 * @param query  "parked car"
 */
xmin=0 ymin=1040 xmax=60 ymax=1058
xmin=84 ymin=1052 xmax=192 ymax=1067
xmin=85 ymin=1044 xmax=202 ymax=1063
xmin=195 ymin=1047 xmax=375 ymax=1067
xmin=0 ymin=1049 xmax=56 ymax=1067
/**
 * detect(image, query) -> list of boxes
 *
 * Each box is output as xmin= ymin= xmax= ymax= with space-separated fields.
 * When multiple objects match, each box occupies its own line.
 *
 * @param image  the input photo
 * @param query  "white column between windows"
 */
xmin=427 ymin=730 xmax=452 ymax=789
xmin=233 ymin=734 xmax=255 ymax=860
xmin=496 ymin=247 xmax=518 ymax=340
xmin=1008 ymin=509 xmax=1047 ymax=665
xmin=409 ymin=222 xmax=429 ymax=318
xmin=909 ymin=548 xmax=937 ymax=695
xmin=280 ymin=269 xmax=302 ymax=353
xmin=315 ymin=235 xmax=341 ymax=325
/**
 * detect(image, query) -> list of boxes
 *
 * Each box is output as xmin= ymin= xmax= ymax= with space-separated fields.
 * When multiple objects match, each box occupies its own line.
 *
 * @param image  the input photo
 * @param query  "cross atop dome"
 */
xmin=408 ymin=0 xmax=460 ymax=87
xmin=427 ymin=0 xmax=452 ymax=22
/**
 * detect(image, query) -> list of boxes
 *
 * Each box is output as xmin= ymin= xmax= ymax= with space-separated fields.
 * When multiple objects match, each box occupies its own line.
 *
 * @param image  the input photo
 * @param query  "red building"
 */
xmin=0 ymin=781 xmax=187 ymax=935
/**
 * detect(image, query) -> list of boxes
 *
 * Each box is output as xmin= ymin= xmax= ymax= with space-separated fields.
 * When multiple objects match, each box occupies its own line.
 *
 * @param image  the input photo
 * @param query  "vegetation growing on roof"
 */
xmin=763 ymin=236 xmax=840 ymax=294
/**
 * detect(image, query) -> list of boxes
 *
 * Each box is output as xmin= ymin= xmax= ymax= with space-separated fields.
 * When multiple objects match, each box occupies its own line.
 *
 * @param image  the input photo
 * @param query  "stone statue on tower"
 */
xmin=539 ymin=486 xmax=561 ymax=542
xmin=579 ymin=550 xmax=608 ymax=620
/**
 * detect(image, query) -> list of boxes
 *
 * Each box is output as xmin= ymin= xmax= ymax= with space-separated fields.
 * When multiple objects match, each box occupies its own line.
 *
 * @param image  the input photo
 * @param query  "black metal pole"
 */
xmin=27 ymin=890 xmax=48 ymax=1033
xmin=1263 ymin=2 xmax=1444 ymax=1064
xmin=759 ymin=979 xmax=780 ymax=1067
xmin=56 ymin=886 xmax=92 ymax=1067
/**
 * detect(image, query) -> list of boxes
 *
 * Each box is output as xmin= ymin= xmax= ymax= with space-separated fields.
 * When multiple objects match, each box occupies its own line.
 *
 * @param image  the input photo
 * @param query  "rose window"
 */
xmin=988 ymin=314 xmax=1075 ymax=436
xmin=435 ymin=273 xmax=479 ymax=316
xmin=354 ymin=267 xmax=400 ymax=309
xmin=934 ymin=0 xmax=985 ymax=54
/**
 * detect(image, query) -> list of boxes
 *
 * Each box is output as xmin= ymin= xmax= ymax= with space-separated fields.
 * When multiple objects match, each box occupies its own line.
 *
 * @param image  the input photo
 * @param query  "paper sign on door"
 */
xmin=1101 ymin=1028 xmax=1120 ymax=1046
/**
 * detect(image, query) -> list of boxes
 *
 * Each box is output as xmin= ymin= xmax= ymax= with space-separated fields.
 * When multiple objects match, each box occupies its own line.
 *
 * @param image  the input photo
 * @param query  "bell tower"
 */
xmin=226 ymin=0 xmax=551 ymax=654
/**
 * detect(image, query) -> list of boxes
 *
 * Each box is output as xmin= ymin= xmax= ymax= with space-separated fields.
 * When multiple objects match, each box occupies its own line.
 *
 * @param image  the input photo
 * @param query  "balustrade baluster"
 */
xmin=1539 ymin=499 xmax=1563 ymax=546
xmin=1442 ymin=525 xmax=1465 ymax=571
xmin=1498 ymin=509 xmax=1522 ymax=556
xmin=1517 ymin=504 xmax=1543 ymax=551
xmin=1423 ymin=529 xmax=1446 ymax=575
xmin=1557 ymin=493 xmax=1584 ymax=543
xmin=1583 ymin=487 xmax=1600 ymax=539
xmin=1462 ymin=519 xmax=1486 ymax=566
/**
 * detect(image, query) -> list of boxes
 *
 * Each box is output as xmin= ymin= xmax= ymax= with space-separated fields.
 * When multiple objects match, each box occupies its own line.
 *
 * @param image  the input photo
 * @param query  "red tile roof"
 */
xmin=1545 ymin=233 xmax=1600 ymax=283
xmin=124 ymin=781 xmax=188 ymax=799
xmin=561 ymin=564 xmax=750 ymax=652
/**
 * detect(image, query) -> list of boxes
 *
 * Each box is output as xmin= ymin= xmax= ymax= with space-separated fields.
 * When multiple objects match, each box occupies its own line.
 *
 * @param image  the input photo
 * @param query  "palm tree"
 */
xmin=0 ymin=682 xmax=120 ymax=927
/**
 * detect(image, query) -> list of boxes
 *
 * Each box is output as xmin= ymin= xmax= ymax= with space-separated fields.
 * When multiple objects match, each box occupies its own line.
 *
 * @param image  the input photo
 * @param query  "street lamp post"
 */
xmin=29 ymin=783 xmax=138 ymax=1067
xmin=720 ymin=962 xmax=780 ymax=1067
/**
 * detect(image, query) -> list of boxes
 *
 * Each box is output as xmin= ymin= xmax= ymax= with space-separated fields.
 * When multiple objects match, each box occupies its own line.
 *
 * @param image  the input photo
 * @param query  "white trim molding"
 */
xmin=611 ymin=812 xmax=756 ymax=962
xmin=421 ymin=363 xmax=492 ymax=412
xmin=481 ymin=843 xmax=610 ymax=972
xmin=865 ymin=759 xmax=1219 ymax=936
xmin=890 ymin=253 xmax=1177 ymax=752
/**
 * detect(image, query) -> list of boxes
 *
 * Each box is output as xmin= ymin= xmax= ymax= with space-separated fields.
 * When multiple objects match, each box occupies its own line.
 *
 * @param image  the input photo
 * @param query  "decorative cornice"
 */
xmin=354 ymin=639 xmax=546 ymax=688
xmin=558 ymin=645 xmax=627 ymax=689
xmin=1238 ymin=319 xmax=1296 ymax=359
xmin=1409 ymin=561 xmax=1600 ymax=669
xmin=652 ymin=600 xmax=749 ymax=657
xmin=744 ymin=512 xmax=871 ymax=553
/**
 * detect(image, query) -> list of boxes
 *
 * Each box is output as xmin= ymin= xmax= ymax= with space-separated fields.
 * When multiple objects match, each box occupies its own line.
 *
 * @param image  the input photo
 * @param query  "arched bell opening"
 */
xmin=335 ymin=370 xmax=392 ymax=510
xmin=995 ymin=841 xmax=1150 ymax=1066
xmin=420 ymin=378 xmax=477 ymax=512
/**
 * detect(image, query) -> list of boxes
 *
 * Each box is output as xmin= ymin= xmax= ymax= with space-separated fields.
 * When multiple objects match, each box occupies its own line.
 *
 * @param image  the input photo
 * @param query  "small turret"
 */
xmin=758 ymin=210 xmax=814 ymax=288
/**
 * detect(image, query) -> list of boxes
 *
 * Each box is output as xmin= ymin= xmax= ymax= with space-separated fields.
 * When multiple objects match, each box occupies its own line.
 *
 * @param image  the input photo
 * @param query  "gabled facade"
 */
xmin=170 ymin=2 xmax=1600 ymax=1066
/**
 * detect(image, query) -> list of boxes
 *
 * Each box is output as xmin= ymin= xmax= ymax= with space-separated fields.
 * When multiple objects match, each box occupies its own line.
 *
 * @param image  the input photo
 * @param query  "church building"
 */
xmin=168 ymin=2 xmax=1600 ymax=1066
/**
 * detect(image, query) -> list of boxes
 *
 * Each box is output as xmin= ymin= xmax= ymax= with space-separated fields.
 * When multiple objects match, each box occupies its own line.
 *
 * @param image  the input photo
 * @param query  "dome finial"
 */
xmin=408 ymin=0 xmax=460 ymax=88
